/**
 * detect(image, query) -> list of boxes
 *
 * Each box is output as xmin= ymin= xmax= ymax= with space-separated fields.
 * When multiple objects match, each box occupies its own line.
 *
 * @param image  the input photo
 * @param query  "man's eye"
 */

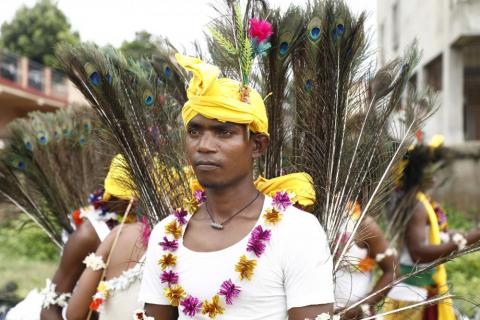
xmin=219 ymin=130 xmax=232 ymax=136
xmin=188 ymin=129 xmax=199 ymax=136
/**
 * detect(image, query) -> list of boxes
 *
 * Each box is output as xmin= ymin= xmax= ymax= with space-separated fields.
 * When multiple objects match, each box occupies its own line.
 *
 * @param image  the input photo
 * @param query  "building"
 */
xmin=377 ymin=0 xmax=480 ymax=143
xmin=0 ymin=49 xmax=88 ymax=147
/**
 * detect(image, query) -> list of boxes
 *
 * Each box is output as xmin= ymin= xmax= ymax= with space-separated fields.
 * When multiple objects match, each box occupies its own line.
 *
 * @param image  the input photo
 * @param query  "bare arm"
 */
xmin=406 ymin=201 xmax=480 ymax=263
xmin=144 ymin=303 xmax=178 ymax=320
xmin=66 ymin=228 xmax=118 ymax=320
xmin=363 ymin=217 xmax=398 ymax=306
xmin=288 ymin=303 xmax=334 ymax=320
xmin=40 ymin=220 xmax=100 ymax=320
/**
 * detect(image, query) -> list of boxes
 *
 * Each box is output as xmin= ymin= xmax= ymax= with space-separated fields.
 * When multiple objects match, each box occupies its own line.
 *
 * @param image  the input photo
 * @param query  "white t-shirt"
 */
xmin=139 ymin=196 xmax=334 ymax=319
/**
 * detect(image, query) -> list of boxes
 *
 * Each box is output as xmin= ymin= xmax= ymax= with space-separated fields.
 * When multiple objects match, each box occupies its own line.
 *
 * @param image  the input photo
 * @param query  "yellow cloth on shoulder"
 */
xmin=190 ymin=173 xmax=316 ymax=208
xmin=175 ymin=53 xmax=268 ymax=135
xmin=103 ymin=154 xmax=135 ymax=201
xmin=417 ymin=192 xmax=456 ymax=320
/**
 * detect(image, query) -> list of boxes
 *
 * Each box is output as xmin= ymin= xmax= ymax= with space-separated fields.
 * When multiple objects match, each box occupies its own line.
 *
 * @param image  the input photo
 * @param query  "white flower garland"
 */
xmin=40 ymin=279 xmax=71 ymax=309
xmin=103 ymin=261 xmax=144 ymax=294
xmin=83 ymin=253 xmax=106 ymax=271
xmin=375 ymin=247 xmax=398 ymax=263
xmin=452 ymin=233 xmax=467 ymax=250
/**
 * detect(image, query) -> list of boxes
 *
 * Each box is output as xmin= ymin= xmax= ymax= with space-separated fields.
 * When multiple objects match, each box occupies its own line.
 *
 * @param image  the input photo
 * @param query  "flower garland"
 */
xmin=40 ymin=279 xmax=71 ymax=309
xmin=157 ymin=191 xmax=291 ymax=318
xmin=89 ymin=261 xmax=144 ymax=312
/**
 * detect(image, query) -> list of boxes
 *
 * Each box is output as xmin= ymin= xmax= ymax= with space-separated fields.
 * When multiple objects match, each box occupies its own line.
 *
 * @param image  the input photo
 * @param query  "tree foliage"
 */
xmin=119 ymin=30 xmax=158 ymax=60
xmin=0 ymin=0 xmax=80 ymax=66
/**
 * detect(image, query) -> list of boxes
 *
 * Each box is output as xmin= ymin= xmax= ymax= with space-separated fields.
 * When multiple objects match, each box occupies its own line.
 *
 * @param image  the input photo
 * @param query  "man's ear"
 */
xmin=252 ymin=133 xmax=269 ymax=159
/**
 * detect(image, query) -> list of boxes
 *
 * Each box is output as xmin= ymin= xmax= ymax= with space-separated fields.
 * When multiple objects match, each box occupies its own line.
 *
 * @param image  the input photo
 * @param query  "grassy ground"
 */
xmin=0 ymin=210 xmax=59 ymax=300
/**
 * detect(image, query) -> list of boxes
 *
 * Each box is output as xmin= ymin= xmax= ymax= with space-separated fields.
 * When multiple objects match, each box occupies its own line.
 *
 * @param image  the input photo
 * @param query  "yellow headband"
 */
xmin=103 ymin=154 xmax=135 ymax=201
xmin=175 ymin=53 xmax=268 ymax=135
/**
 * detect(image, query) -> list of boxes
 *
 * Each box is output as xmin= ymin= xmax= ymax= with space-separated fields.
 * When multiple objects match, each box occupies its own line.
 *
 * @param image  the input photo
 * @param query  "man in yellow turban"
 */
xmin=139 ymin=55 xmax=334 ymax=320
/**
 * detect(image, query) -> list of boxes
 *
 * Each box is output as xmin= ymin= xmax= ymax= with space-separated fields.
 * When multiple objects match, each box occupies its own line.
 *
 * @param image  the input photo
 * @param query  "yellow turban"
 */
xmin=103 ymin=154 xmax=135 ymax=201
xmin=175 ymin=53 xmax=268 ymax=135
xmin=190 ymin=173 xmax=316 ymax=208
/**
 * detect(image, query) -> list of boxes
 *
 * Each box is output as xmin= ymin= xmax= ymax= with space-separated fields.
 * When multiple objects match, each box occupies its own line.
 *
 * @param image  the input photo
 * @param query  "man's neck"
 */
xmin=204 ymin=177 xmax=260 ymax=220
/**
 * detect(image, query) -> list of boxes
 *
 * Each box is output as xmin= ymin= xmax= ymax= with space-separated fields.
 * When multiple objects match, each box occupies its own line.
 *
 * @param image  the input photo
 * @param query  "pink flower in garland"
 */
xmin=251 ymin=225 xmax=271 ymax=241
xmin=159 ymin=236 xmax=179 ymax=251
xmin=194 ymin=190 xmax=206 ymax=204
xmin=272 ymin=191 xmax=292 ymax=211
xmin=218 ymin=279 xmax=241 ymax=305
xmin=249 ymin=18 xmax=273 ymax=43
xmin=173 ymin=208 xmax=188 ymax=225
xmin=180 ymin=295 xmax=202 ymax=317
xmin=160 ymin=270 xmax=179 ymax=285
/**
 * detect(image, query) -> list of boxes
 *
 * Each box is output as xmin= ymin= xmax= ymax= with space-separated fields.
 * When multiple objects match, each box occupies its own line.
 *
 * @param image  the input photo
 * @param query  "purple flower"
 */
xmin=180 ymin=295 xmax=202 ymax=317
xmin=160 ymin=270 xmax=179 ymax=285
xmin=173 ymin=208 xmax=188 ymax=225
xmin=272 ymin=191 xmax=292 ymax=211
xmin=251 ymin=225 xmax=271 ymax=241
xmin=194 ymin=190 xmax=206 ymax=204
xmin=218 ymin=279 xmax=241 ymax=305
xmin=247 ymin=236 xmax=267 ymax=257
xmin=159 ymin=236 xmax=178 ymax=251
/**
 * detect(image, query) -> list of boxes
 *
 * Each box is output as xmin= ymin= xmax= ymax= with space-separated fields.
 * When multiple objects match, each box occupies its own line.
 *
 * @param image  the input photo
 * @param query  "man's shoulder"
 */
xmin=150 ymin=215 xmax=175 ymax=237
xmin=282 ymin=205 xmax=321 ymax=228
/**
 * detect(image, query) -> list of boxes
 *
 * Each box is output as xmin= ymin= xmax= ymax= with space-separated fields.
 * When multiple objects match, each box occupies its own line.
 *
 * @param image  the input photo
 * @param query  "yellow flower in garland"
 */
xmin=201 ymin=295 xmax=224 ymax=318
xmin=263 ymin=208 xmax=283 ymax=225
xmin=96 ymin=281 xmax=108 ymax=295
xmin=165 ymin=220 xmax=183 ymax=239
xmin=235 ymin=255 xmax=257 ymax=280
xmin=158 ymin=253 xmax=177 ymax=270
xmin=163 ymin=285 xmax=186 ymax=307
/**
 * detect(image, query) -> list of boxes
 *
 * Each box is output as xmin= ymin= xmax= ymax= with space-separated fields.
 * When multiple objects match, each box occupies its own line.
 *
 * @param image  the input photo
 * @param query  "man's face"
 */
xmin=185 ymin=115 xmax=256 ymax=189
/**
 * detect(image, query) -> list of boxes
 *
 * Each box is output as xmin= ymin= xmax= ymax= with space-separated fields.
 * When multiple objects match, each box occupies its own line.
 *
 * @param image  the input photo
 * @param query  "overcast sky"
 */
xmin=0 ymin=0 xmax=377 ymax=51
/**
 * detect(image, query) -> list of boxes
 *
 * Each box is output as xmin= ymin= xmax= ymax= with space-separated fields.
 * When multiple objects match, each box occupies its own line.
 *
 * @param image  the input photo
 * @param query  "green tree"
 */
xmin=120 ymin=31 xmax=157 ymax=60
xmin=0 ymin=0 xmax=80 ymax=66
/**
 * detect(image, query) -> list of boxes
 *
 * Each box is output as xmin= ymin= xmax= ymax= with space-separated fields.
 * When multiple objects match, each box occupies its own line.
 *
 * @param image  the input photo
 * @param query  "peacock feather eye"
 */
xmin=37 ymin=132 xmax=48 ymax=145
xmin=63 ymin=128 xmax=72 ymax=138
xmin=83 ymin=122 xmax=93 ymax=133
xmin=304 ymin=79 xmax=313 ymax=92
xmin=336 ymin=23 xmax=345 ymax=35
xmin=78 ymin=135 xmax=86 ymax=146
xmin=85 ymin=63 xmax=101 ymax=86
xmin=143 ymin=90 xmax=154 ymax=107
xmin=164 ymin=66 xmax=172 ymax=78
xmin=106 ymin=73 xmax=113 ymax=85
xmin=24 ymin=140 xmax=33 ymax=151
xmin=279 ymin=42 xmax=289 ymax=56
xmin=307 ymin=17 xmax=322 ymax=42
xmin=14 ymin=159 xmax=26 ymax=171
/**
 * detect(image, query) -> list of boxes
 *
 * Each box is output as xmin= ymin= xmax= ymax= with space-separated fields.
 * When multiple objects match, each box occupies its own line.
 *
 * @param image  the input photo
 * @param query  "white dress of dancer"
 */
xmin=98 ymin=257 xmax=145 ymax=320
xmin=334 ymin=243 xmax=373 ymax=309
xmin=5 ymin=206 xmax=112 ymax=320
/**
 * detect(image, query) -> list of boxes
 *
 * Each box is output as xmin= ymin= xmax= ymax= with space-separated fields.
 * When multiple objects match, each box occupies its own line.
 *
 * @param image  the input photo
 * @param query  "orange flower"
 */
xmin=89 ymin=297 xmax=104 ymax=311
xmin=358 ymin=257 xmax=376 ymax=272
xmin=158 ymin=253 xmax=177 ymax=270
xmin=347 ymin=201 xmax=362 ymax=221
xmin=235 ymin=255 xmax=257 ymax=280
xmin=201 ymin=295 xmax=224 ymax=318
xmin=163 ymin=285 xmax=186 ymax=307
xmin=263 ymin=208 xmax=283 ymax=225
xmin=72 ymin=209 xmax=83 ymax=226
xmin=165 ymin=220 xmax=183 ymax=239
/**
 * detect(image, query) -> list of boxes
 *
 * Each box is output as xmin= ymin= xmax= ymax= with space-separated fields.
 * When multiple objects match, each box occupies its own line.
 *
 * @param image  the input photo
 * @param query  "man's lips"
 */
xmin=194 ymin=161 xmax=221 ymax=171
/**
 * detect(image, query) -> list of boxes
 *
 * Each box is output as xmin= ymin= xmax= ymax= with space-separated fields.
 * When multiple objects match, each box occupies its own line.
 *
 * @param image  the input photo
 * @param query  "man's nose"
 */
xmin=197 ymin=132 xmax=217 ymax=153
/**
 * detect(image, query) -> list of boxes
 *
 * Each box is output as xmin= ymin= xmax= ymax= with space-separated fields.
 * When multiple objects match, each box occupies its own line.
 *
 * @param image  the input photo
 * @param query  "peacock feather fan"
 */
xmin=0 ymin=108 xmax=110 ymax=247
xmin=56 ymin=42 xmax=191 ymax=224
